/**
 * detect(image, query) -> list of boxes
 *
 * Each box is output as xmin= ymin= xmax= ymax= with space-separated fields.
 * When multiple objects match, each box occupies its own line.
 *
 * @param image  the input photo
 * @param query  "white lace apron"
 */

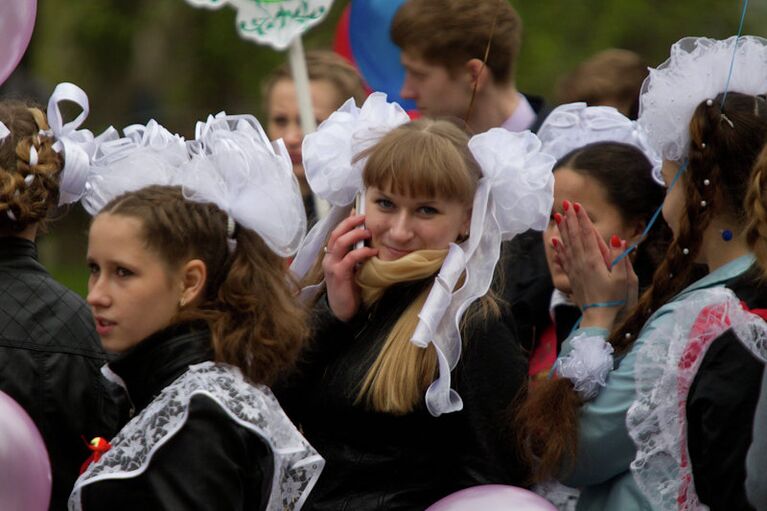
xmin=69 ymin=361 xmax=324 ymax=511
xmin=627 ymin=287 xmax=767 ymax=511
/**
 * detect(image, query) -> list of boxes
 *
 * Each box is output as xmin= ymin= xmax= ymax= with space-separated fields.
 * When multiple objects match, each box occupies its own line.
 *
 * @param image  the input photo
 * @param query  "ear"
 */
xmin=465 ymin=59 xmax=491 ymax=91
xmin=179 ymin=259 xmax=207 ymax=307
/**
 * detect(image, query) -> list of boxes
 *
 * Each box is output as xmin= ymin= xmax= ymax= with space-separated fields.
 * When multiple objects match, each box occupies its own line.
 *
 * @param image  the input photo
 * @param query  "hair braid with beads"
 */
xmin=517 ymin=91 xmax=767 ymax=483
xmin=0 ymin=101 xmax=62 ymax=233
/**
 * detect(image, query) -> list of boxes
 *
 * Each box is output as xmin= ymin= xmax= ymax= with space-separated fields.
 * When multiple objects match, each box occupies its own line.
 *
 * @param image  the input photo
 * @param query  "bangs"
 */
xmin=361 ymin=122 xmax=478 ymax=204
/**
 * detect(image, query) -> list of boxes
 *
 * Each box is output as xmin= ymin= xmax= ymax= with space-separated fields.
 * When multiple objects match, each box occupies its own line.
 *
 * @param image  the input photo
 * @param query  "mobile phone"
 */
xmin=354 ymin=190 xmax=367 ymax=250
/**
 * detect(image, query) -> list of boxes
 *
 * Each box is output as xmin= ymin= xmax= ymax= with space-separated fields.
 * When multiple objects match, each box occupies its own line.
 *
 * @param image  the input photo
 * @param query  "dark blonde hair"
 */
xmin=361 ymin=118 xmax=481 ymax=204
xmin=262 ymin=50 xmax=367 ymax=113
xmin=99 ymin=185 xmax=310 ymax=385
xmin=0 ymin=101 xmax=62 ymax=232
xmin=353 ymin=119 xmax=490 ymax=413
xmin=391 ymin=0 xmax=522 ymax=85
xmin=518 ymin=91 xmax=767 ymax=482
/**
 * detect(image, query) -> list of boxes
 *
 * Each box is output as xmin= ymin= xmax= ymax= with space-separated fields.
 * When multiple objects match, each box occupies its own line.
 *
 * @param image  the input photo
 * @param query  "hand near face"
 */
xmin=323 ymin=214 xmax=378 ymax=322
xmin=551 ymin=201 xmax=638 ymax=330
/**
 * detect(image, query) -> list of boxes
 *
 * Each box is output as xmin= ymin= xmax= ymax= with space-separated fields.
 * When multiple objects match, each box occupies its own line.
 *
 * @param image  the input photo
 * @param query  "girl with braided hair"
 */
xmin=0 ymin=88 xmax=120 ymax=511
xmin=518 ymin=36 xmax=767 ymax=511
xmin=69 ymin=114 xmax=323 ymax=510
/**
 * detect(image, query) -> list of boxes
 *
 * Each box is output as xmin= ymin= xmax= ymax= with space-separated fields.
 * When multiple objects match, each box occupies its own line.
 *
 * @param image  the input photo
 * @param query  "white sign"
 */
xmin=186 ymin=0 xmax=333 ymax=50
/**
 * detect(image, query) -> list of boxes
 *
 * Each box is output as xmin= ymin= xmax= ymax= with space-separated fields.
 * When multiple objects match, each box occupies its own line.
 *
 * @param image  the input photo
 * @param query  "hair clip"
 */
xmin=720 ymin=113 xmax=735 ymax=128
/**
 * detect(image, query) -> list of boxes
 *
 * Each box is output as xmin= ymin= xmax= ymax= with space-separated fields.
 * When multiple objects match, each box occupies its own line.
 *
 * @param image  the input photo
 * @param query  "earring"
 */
xmin=721 ymin=229 xmax=734 ymax=242
xmin=179 ymin=297 xmax=186 ymax=308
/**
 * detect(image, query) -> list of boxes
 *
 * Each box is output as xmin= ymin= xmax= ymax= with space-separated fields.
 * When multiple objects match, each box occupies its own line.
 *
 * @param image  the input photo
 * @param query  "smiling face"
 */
xmin=400 ymin=51 xmax=472 ymax=118
xmin=364 ymin=186 xmax=471 ymax=261
xmin=543 ymin=166 xmax=639 ymax=294
xmin=266 ymin=78 xmax=342 ymax=179
xmin=86 ymin=213 xmax=184 ymax=353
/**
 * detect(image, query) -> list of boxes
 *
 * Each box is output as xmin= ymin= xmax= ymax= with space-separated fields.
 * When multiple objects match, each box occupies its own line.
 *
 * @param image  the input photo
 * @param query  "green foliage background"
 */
xmin=12 ymin=0 xmax=767 ymax=295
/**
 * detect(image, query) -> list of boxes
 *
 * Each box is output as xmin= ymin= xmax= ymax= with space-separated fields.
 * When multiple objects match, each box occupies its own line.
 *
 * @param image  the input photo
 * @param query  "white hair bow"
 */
xmin=414 ymin=129 xmax=555 ymax=415
xmin=178 ymin=112 xmax=307 ymax=257
xmin=538 ymin=102 xmax=662 ymax=184
xmin=44 ymin=82 xmax=108 ymax=206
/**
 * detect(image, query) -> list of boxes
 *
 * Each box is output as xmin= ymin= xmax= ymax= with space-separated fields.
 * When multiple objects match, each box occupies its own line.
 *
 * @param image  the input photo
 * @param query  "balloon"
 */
xmin=0 ymin=0 xmax=37 ymax=87
xmin=427 ymin=485 xmax=558 ymax=511
xmin=334 ymin=0 xmax=416 ymax=112
xmin=0 ymin=390 xmax=52 ymax=511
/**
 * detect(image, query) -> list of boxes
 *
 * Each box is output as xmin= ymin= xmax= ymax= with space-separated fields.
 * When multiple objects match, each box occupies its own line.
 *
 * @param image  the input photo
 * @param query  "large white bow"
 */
xmin=45 ymin=82 xmax=106 ymax=206
xmin=178 ymin=112 xmax=307 ymax=257
xmin=538 ymin=102 xmax=662 ymax=184
xmin=414 ymin=129 xmax=555 ymax=415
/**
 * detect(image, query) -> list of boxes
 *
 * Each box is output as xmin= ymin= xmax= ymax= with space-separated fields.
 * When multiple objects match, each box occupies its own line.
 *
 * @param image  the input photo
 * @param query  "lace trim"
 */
xmin=627 ymin=287 xmax=767 ymax=510
xmin=70 ymin=361 xmax=324 ymax=510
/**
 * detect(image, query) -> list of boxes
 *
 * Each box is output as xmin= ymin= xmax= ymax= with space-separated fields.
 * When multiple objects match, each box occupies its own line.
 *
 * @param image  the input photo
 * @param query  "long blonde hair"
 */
xmin=353 ymin=119 xmax=489 ymax=414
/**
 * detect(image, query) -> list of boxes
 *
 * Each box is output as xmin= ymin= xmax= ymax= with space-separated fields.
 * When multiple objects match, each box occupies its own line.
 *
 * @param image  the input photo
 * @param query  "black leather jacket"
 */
xmin=275 ymin=279 xmax=529 ymax=511
xmin=0 ymin=237 xmax=120 ymax=511
xmin=79 ymin=323 xmax=274 ymax=511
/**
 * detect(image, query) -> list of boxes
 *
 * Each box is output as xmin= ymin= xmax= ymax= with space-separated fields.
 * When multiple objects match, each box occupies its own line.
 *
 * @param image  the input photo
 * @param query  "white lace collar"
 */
xmin=70 ymin=361 xmax=323 ymax=510
xmin=627 ymin=287 xmax=767 ymax=510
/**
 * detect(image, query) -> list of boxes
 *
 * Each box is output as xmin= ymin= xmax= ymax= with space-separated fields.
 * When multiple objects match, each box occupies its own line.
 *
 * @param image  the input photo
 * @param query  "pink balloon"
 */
xmin=0 ymin=0 xmax=37 ymax=87
xmin=427 ymin=485 xmax=557 ymax=511
xmin=0 ymin=390 xmax=52 ymax=511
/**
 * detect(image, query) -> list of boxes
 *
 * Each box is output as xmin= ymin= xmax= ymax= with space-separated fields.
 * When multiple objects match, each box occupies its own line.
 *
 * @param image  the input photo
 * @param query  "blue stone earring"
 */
xmin=721 ymin=229 xmax=733 ymax=242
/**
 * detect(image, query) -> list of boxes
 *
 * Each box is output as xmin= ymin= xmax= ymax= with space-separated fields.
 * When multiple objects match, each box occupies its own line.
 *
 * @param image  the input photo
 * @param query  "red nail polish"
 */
xmin=552 ymin=238 xmax=559 ymax=248
xmin=610 ymin=234 xmax=621 ymax=248
xmin=554 ymin=212 xmax=562 ymax=225
xmin=573 ymin=202 xmax=581 ymax=213
xmin=562 ymin=200 xmax=570 ymax=211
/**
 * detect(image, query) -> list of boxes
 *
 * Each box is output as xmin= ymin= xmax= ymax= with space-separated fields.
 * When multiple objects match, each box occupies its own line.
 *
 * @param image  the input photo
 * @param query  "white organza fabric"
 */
xmin=69 ymin=362 xmax=324 ymax=511
xmin=638 ymin=36 xmax=767 ymax=163
xmin=627 ymin=287 xmax=767 ymax=511
xmin=83 ymin=119 xmax=185 ymax=214
xmin=179 ymin=112 xmax=307 ymax=257
xmin=0 ymin=121 xmax=9 ymax=142
xmin=74 ymin=110 xmax=306 ymax=257
xmin=291 ymin=92 xmax=555 ymax=416
xmin=415 ymin=129 xmax=554 ymax=415
xmin=537 ymin=102 xmax=662 ymax=184
xmin=291 ymin=92 xmax=410 ymax=289
xmin=39 ymin=82 xmax=122 ymax=206
xmin=556 ymin=332 xmax=615 ymax=401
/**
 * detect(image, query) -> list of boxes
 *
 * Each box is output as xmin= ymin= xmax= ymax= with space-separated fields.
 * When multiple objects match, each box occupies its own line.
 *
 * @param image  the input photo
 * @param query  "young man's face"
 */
xmin=400 ymin=50 xmax=473 ymax=118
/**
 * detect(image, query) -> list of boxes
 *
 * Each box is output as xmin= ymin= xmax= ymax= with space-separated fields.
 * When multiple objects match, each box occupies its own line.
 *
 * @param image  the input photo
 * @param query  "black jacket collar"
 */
xmin=108 ymin=322 xmax=213 ymax=412
xmin=0 ymin=236 xmax=43 ymax=271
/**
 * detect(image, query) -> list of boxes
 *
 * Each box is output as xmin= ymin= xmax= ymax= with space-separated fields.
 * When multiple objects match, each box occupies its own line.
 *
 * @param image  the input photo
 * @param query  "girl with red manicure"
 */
xmin=519 ymin=37 xmax=767 ymax=511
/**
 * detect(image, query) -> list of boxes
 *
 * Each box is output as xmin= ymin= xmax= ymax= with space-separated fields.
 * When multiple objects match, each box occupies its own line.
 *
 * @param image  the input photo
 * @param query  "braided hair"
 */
xmin=518 ymin=91 xmax=767 ymax=482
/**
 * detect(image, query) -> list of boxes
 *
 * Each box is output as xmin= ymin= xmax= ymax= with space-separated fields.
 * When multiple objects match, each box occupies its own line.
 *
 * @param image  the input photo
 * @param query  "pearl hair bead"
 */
xmin=700 ymin=200 xmax=707 ymax=207
xmin=703 ymin=179 xmax=710 ymax=186
xmin=682 ymin=248 xmax=690 ymax=255
xmin=706 ymin=99 xmax=714 ymax=106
